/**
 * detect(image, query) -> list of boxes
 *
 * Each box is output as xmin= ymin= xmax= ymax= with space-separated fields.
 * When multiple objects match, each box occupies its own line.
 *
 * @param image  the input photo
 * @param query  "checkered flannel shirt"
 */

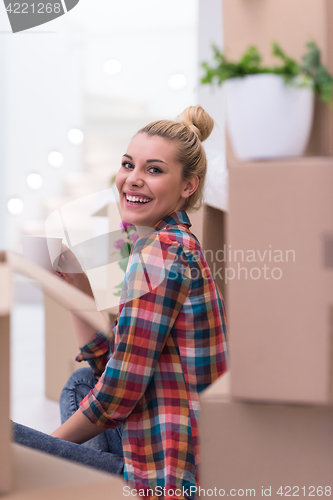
xmin=76 ymin=210 xmax=229 ymax=499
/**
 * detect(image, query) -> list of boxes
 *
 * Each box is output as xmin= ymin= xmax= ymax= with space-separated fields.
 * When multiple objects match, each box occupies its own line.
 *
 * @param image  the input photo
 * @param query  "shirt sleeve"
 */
xmin=75 ymin=318 xmax=116 ymax=378
xmin=78 ymin=233 xmax=192 ymax=428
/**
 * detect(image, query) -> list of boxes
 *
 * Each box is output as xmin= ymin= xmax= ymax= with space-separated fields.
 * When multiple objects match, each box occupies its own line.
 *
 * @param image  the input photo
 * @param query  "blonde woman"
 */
xmin=14 ymin=105 xmax=229 ymax=500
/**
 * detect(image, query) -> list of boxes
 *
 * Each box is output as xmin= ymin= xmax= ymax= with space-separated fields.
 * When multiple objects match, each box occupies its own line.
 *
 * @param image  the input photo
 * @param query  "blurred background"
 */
xmin=0 ymin=0 xmax=226 ymax=254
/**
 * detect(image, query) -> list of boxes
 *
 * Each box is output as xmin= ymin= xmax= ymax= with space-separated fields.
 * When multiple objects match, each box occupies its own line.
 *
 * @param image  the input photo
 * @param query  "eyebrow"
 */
xmin=122 ymin=154 xmax=167 ymax=165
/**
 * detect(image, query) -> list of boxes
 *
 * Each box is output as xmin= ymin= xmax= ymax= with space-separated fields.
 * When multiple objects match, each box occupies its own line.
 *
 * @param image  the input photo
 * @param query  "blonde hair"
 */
xmin=137 ymin=105 xmax=214 ymax=213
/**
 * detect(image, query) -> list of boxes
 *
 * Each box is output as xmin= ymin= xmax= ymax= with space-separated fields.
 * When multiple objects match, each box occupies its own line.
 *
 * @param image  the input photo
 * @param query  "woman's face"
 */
xmin=115 ymin=132 xmax=198 ymax=228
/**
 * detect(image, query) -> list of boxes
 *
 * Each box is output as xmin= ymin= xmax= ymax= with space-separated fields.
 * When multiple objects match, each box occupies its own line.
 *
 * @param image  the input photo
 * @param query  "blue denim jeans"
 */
xmin=13 ymin=367 xmax=124 ymax=476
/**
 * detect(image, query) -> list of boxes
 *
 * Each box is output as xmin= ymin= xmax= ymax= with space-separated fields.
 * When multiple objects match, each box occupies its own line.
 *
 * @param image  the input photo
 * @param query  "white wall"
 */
xmin=198 ymin=0 xmax=228 ymax=212
xmin=74 ymin=0 xmax=198 ymax=119
xmin=0 ymin=45 xmax=6 ymax=249
xmin=0 ymin=11 xmax=10 ymax=249
xmin=1 ymin=0 xmax=199 ymax=250
xmin=0 ymin=5 xmax=83 ymax=250
xmin=198 ymin=0 xmax=225 ymax=155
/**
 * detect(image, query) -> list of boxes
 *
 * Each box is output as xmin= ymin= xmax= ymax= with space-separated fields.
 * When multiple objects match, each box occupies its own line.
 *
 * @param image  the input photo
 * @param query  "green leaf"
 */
xmin=299 ymin=40 xmax=333 ymax=102
xmin=239 ymin=46 xmax=262 ymax=69
xmin=120 ymin=242 xmax=131 ymax=259
xmin=118 ymin=258 xmax=129 ymax=273
xmin=199 ymin=39 xmax=333 ymax=104
xmin=114 ymin=282 xmax=123 ymax=289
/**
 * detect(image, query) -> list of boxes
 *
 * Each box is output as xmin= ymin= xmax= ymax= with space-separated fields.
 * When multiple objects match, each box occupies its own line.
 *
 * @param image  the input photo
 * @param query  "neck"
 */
xmin=134 ymin=225 xmax=155 ymax=238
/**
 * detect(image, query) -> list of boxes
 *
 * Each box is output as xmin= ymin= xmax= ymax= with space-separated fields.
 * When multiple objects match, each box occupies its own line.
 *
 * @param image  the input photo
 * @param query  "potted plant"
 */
xmin=200 ymin=41 xmax=333 ymax=160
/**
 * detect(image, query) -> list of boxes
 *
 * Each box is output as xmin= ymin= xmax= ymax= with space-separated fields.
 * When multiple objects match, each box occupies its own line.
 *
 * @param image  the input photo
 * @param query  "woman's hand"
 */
xmin=55 ymin=244 xmax=94 ymax=298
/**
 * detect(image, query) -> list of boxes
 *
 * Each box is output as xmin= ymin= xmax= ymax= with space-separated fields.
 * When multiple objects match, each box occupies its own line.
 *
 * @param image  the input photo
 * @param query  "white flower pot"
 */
xmin=224 ymin=74 xmax=315 ymax=160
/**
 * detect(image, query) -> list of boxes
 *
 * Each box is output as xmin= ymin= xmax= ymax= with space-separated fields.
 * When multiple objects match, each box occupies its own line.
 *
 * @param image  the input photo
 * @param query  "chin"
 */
xmin=122 ymin=212 xmax=142 ymax=224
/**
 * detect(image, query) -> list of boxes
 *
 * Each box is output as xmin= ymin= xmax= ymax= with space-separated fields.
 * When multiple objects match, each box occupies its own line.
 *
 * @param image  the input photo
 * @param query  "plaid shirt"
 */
xmin=76 ymin=210 xmax=229 ymax=499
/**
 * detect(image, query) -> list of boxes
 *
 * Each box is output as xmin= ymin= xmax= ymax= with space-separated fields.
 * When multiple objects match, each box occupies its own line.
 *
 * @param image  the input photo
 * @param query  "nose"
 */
xmin=126 ymin=167 xmax=144 ymax=187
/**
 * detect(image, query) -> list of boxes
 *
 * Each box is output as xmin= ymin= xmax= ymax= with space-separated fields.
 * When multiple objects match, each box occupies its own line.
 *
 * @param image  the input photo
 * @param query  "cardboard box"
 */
xmin=0 ymin=255 xmax=13 ymax=494
xmin=227 ymin=157 xmax=333 ymax=403
xmin=188 ymin=205 xmax=204 ymax=247
xmin=188 ymin=205 xmax=227 ymax=303
xmin=199 ymin=372 xmax=333 ymax=497
xmin=44 ymin=296 xmax=118 ymax=401
xmin=2 ymin=444 xmax=134 ymax=500
xmin=44 ymin=295 xmax=90 ymax=401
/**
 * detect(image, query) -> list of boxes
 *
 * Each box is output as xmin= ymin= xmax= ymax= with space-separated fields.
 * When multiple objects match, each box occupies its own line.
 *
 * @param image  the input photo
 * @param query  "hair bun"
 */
xmin=177 ymin=105 xmax=214 ymax=142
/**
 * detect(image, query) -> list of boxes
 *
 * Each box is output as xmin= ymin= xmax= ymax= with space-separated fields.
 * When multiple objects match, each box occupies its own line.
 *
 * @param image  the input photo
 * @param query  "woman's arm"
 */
xmin=51 ymin=408 xmax=106 ymax=443
xmin=70 ymin=313 xmax=98 ymax=349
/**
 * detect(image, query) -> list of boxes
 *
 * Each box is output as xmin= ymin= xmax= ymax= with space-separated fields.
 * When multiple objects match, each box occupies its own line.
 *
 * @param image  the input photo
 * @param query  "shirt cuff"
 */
xmin=75 ymin=331 xmax=111 ymax=363
xmin=79 ymin=390 xmax=121 ymax=429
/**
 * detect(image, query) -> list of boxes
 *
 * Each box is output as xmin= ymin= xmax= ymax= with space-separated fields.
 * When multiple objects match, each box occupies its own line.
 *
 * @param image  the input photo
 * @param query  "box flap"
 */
xmin=7 ymin=252 xmax=109 ymax=335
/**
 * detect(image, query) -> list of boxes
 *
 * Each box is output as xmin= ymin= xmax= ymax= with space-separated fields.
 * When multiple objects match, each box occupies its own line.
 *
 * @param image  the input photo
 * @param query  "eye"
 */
xmin=148 ymin=166 xmax=162 ymax=174
xmin=121 ymin=161 xmax=134 ymax=169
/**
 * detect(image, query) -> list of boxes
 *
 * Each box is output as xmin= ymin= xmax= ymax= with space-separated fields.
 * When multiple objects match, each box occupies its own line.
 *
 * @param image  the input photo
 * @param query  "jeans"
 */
xmin=13 ymin=367 xmax=124 ymax=476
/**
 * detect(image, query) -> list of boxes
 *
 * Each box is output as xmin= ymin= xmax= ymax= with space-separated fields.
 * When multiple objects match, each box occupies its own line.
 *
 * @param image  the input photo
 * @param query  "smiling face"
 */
xmin=115 ymin=132 xmax=198 ymax=228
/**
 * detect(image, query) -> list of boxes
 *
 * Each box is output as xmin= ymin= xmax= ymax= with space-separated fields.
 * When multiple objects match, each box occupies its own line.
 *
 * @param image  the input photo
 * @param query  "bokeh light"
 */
xmin=48 ymin=151 xmax=64 ymax=168
xmin=68 ymin=128 xmax=84 ymax=145
xmin=7 ymin=198 xmax=24 ymax=215
xmin=26 ymin=173 xmax=43 ymax=190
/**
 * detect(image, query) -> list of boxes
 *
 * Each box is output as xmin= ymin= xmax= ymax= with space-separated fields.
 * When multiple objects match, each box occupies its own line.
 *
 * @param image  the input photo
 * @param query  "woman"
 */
xmin=14 ymin=105 xmax=229 ymax=500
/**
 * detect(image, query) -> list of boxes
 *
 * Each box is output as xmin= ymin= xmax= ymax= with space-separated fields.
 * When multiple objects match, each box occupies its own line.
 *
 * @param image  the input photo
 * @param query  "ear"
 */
xmin=181 ymin=175 xmax=199 ymax=199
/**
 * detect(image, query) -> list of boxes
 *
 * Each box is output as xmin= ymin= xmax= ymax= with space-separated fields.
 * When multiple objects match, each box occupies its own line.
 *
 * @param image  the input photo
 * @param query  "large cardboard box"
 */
xmin=44 ymin=295 xmax=90 ymax=401
xmin=188 ymin=205 xmax=227 ymax=303
xmin=3 ymin=444 xmax=134 ymax=500
xmin=227 ymin=157 xmax=333 ymax=404
xmin=199 ymin=372 xmax=333 ymax=498
xmin=44 ymin=299 xmax=118 ymax=401
xmin=0 ymin=255 xmax=13 ymax=494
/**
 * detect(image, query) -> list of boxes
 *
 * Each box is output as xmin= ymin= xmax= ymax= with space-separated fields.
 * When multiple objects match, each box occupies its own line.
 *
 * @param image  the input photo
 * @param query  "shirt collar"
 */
xmin=153 ymin=210 xmax=192 ymax=232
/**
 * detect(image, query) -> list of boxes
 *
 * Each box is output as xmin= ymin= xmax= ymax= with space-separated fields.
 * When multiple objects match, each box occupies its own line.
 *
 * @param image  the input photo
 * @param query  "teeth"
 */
xmin=126 ymin=195 xmax=152 ymax=203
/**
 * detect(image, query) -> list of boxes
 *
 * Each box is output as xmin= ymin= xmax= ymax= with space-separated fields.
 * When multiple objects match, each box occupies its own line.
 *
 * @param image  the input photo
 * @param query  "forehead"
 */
xmin=126 ymin=133 xmax=178 ymax=163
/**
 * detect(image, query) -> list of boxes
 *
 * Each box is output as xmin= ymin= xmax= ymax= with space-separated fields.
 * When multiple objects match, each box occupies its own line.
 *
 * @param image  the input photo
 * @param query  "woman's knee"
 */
xmin=59 ymin=367 xmax=97 ymax=421
xmin=61 ymin=367 xmax=96 ymax=391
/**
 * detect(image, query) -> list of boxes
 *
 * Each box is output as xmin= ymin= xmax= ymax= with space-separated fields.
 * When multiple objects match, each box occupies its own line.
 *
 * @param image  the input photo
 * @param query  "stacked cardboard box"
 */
xmin=198 ymin=3 xmax=333 ymax=495
xmin=199 ymin=159 xmax=333 ymax=496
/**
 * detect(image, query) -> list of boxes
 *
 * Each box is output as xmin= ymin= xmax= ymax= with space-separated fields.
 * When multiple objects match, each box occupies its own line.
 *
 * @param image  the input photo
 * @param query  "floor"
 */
xmin=10 ymin=276 xmax=61 ymax=434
